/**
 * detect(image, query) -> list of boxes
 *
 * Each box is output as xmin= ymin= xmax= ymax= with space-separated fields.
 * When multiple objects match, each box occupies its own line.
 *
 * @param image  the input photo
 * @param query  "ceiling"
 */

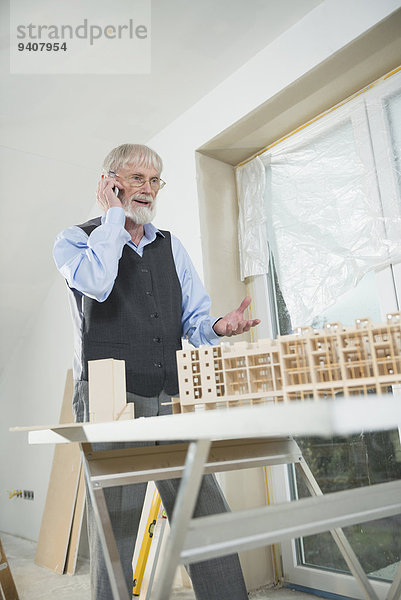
xmin=0 ymin=0 xmax=322 ymax=167
xmin=0 ymin=0 xmax=322 ymax=374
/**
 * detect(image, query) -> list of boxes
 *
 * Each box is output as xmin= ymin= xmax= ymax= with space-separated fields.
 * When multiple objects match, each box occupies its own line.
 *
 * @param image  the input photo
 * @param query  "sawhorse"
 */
xmin=81 ymin=436 xmax=401 ymax=600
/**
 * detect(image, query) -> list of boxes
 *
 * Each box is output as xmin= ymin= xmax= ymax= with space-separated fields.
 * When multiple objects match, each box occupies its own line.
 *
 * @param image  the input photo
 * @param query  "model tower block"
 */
xmin=176 ymin=313 xmax=401 ymax=412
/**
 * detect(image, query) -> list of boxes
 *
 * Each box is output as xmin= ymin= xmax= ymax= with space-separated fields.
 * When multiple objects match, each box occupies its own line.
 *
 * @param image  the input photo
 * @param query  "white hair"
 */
xmin=102 ymin=143 xmax=163 ymax=175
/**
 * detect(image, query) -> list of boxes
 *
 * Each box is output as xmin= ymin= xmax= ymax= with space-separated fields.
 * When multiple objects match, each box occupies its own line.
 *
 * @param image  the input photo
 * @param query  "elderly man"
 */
xmin=53 ymin=143 xmax=260 ymax=600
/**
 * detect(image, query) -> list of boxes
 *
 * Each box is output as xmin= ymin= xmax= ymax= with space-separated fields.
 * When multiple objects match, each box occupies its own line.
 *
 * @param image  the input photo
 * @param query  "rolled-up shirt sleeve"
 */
xmin=171 ymin=235 xmax=221 ymax=347
xmin=53 ymin=207 xmax=130 ymax=302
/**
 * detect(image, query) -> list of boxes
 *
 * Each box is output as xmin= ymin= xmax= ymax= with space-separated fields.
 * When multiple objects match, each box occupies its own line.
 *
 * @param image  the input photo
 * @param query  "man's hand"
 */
xmin=96 ymin=174 xmax=123 ymax=212
xmin=213 ymin=296 xmax=260 ymax=337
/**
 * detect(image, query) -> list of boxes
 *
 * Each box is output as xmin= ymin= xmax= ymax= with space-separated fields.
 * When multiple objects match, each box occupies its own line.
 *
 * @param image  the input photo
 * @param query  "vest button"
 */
xmin=153 ymin=337 xmax=161 ymax=343
xmin=145 ymin=291 xmax=153 ymax=296
xmin=154 ymin=362 xmax=163 ymax=368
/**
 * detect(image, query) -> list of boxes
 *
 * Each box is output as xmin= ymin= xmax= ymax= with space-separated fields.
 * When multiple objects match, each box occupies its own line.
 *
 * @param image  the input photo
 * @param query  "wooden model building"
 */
xmin=175 ymin=313 xmax=401 ymax=412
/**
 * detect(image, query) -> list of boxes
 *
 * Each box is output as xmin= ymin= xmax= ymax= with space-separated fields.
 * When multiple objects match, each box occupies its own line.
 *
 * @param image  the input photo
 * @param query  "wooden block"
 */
xmin=171 ymin=398 xmax=182 ymax=414
xmin=35 ymin=370 xmax=81 ymax=574
xmin=0 ymin=537 xmax=19 ymax=600
xmin=115 ymin=402 xmax=135 ymax=422
xmin=88 ymin=359 xmax=127 ymax=423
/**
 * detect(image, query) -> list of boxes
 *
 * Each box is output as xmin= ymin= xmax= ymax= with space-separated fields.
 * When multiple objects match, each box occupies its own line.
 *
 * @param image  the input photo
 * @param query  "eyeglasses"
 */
xmin=108 ymin=170 xmax=166 ymax=191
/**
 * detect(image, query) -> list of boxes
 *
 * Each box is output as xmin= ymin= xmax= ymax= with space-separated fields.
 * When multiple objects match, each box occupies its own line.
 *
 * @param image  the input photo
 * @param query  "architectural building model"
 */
xmin=175 ymin=313 xmax=401 ymax=412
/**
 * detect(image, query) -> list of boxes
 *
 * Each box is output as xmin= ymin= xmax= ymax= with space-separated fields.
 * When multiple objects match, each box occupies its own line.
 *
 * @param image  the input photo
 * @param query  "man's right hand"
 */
xmin=96 ymin=174 xmax=124 ymax=212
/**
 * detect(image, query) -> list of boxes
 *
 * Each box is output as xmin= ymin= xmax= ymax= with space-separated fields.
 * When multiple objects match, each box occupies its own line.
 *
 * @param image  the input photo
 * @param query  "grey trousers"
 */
xmin=73 ymin=381 xmax=248 ymax=600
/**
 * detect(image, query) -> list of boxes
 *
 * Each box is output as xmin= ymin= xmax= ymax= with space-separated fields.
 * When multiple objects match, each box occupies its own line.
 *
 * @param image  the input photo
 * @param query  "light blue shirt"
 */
xmin=53 ymin=207 xmax=221 ymax=351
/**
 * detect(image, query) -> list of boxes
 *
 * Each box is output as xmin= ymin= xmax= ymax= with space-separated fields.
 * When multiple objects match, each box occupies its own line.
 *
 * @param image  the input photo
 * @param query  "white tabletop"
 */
xmin=11 ymin=394 xmax=401 ymax=445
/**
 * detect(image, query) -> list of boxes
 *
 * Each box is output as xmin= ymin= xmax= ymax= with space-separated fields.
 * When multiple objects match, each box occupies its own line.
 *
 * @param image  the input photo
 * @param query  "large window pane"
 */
xmin=294 ymin=430 xmax=401 ymax=580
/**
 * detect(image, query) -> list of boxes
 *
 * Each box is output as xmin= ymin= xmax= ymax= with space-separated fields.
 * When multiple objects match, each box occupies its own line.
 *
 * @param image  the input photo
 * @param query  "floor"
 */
xmin=1 ymin=532 xmax=318 ymax=600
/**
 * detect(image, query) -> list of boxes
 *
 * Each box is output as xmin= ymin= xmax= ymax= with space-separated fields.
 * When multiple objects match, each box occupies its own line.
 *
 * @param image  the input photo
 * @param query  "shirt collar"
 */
xmin=143 ymin=222 xmax=165 ymax=241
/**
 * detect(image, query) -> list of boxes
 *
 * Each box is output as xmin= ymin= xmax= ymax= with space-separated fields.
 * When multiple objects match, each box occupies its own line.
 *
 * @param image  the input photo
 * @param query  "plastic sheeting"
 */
xmin=235 ymin=155 xmax=269 ymax=281
xmin=236 ymin=73 xmax=401 ymax=328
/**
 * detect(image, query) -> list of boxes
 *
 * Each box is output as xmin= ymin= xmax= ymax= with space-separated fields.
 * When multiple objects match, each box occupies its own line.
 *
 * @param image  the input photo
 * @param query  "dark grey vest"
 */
xmin=76 ymin=217 xmax=182 ymax=397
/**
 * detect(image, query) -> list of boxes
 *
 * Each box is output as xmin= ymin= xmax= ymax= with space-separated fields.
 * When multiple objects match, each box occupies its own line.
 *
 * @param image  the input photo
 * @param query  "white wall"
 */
xmin=1 ymin=0 xmax=399 ymax=584
xmin=1 ymin=276 xmax=73 ymax=541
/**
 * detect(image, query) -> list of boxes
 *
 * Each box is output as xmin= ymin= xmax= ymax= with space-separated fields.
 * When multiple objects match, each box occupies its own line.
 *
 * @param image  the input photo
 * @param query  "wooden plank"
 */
xmin=65 ymin=463 xmax=86 ymax=575
xmin=34 ymin=370 xmax=82 ymax=574
xmin=83 ymin=438 xmax=302 ymax=488
xmin=0 ymin=537 xmax=19 ymax=600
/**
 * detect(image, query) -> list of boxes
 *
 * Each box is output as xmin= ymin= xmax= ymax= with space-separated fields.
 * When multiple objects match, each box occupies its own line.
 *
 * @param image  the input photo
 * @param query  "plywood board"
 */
xmin=36 ymin=361 xmax=131 ymax=574
xmin=35 ymin=370 xmax=82 ymax=574
xmin=0 ymin=537 xmax=19 ymax=600
xmin=65 ymin=464 xmax=86 ymax=575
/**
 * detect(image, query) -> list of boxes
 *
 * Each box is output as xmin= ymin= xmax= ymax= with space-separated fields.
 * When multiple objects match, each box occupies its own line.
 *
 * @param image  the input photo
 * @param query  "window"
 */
xmin=236 ymin=68 xmax=401 ymax=599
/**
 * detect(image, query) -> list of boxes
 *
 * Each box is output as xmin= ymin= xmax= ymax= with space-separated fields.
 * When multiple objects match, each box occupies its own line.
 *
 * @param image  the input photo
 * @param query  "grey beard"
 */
xmin=123 ymin=194 xmax=157 ymax=225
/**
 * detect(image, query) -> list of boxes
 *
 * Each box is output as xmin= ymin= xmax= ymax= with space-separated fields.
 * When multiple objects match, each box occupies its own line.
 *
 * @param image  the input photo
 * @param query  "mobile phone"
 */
xmin=113 ymin=186 xmax=119 ymax=197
